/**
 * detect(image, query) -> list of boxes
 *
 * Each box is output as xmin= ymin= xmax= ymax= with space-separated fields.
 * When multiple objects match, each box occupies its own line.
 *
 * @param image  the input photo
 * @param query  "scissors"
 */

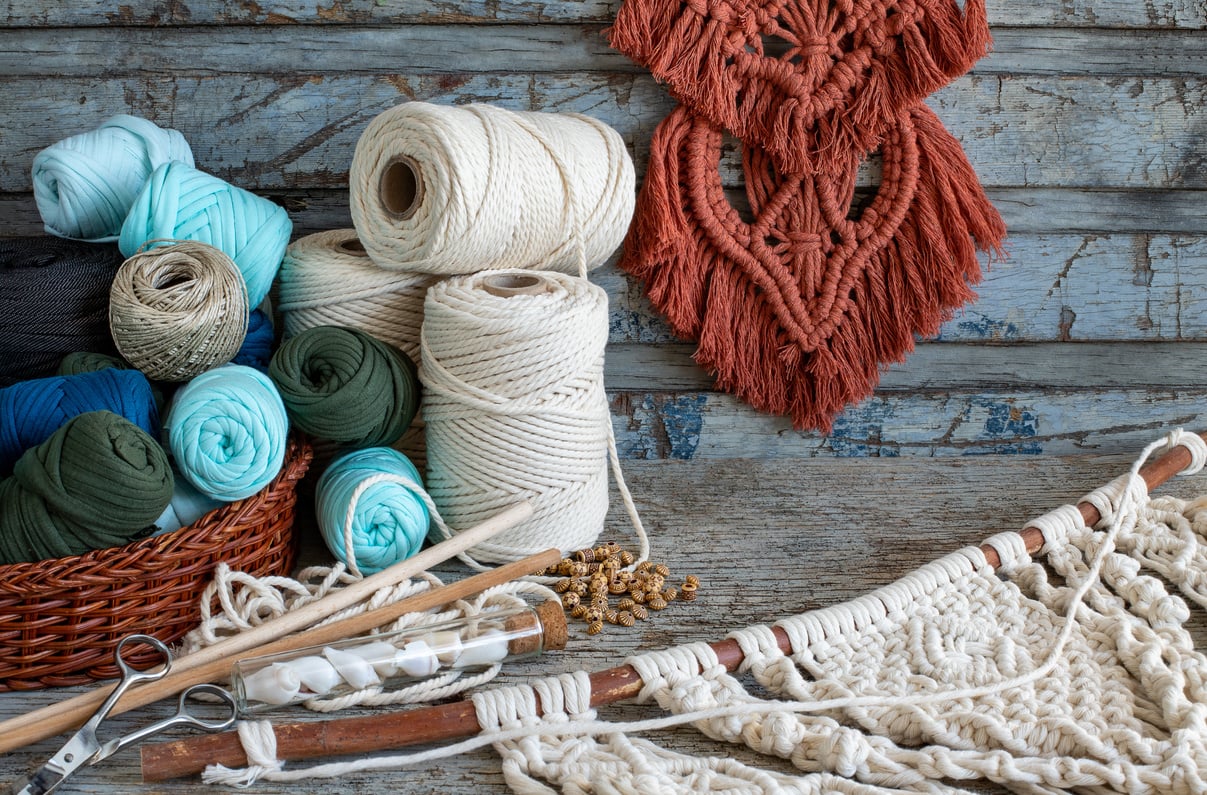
xmin=8 ymin=634 xmax=238 ymax=795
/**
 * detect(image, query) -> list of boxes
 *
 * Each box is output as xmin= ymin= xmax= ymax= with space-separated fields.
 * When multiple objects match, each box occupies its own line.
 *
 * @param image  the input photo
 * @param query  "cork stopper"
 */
xmin=335 ymin=236 xmax=369 ymax=257
xmin=379 ymin=154 xmax=424 ymax=221
xmin=481 ymin=272 xmax=553 ymax=298
xmin=536 ymin=600 xmax=569 ymax=652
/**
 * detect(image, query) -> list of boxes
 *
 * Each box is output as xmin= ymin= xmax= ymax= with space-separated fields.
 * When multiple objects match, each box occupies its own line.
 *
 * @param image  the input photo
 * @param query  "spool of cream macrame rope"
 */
xmin=277 ymin=230 xmax=438 ymax=363
xmin=109 ymin=240 xmax=249 ymax=382
xmin=349 ymin=102 xmax=634 ymax=275
xmin=420 ymin=269 xmax=646 ymax=567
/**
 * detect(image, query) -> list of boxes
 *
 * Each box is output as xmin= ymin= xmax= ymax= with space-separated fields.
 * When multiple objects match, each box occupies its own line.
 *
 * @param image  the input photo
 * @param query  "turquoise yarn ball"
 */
xmin=316 ymin=447 xmax=430 ymax=575
xmin=165 ymin=364 xmax=289 ymax=502
xmin=33 ymin=115 xmax=194 ymax=242
xmin=118 ymin=161 xmax=292 ymax=307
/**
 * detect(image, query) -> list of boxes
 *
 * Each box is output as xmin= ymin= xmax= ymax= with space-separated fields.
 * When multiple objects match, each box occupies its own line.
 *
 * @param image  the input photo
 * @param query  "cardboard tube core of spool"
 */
xmin=336 ymin=237 xmax=369 ymax=257
xmin=379 ymin=155 xmax=423 ymax=221
xmin=481 ymin=273 xmax=552 ymax=298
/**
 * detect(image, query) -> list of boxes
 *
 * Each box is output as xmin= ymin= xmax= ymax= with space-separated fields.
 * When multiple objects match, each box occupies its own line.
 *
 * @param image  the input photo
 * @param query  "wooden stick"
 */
xmin=0 ymin=501 xmax=533 ymax=756
xmin=141 ymin=434 xmax=1206 ymax=782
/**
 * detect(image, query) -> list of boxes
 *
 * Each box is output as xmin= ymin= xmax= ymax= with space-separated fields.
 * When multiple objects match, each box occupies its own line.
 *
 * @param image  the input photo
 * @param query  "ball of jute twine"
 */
xmin=109 ymin=240 xmax=249 ymax=382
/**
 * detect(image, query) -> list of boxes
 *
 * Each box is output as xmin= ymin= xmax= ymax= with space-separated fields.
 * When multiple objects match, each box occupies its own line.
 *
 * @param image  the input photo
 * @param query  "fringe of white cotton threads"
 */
xmin=204 ymin=430 xmax=1207 ymax=789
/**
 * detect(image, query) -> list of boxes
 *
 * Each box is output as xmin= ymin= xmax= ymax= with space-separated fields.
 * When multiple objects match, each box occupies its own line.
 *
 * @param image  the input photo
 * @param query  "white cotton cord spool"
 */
xmin=349 ymin=102 xmax=634 ymax=275
xmin=420 ymin=269 xmax=647 ymax=569
xmin=277 ymin=230 xmax=437 ymax=363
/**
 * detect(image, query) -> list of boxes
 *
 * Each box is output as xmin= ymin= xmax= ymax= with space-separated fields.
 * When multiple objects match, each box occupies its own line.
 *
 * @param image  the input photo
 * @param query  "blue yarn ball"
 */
xmin=316 ymin=447 xmax=430 ymax=575
xmin=0 ymin=368 xmax=159 ymax=476
xmin=33 ymin=115 xmax=194 ymax=243
xmin=165 ymin=364 xmax=289 ymax=502
xmin=230 ymin=309 xmax=275 ymax=373
xmin=118 ymin=162 xmax=292 ymax=307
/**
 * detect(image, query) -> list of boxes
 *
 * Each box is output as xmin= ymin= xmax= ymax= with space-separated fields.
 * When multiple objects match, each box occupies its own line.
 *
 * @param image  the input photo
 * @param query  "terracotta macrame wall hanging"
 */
xmin=608 ymin=0 xmax=1007 ymax=431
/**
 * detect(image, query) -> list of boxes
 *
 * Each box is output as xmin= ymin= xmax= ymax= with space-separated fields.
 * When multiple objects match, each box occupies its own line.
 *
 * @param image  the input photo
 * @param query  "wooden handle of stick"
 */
xmin=0 ymin=501 xmax=533 ymax=756
xmin=142 ymin=433 xmax=1207 ymax=782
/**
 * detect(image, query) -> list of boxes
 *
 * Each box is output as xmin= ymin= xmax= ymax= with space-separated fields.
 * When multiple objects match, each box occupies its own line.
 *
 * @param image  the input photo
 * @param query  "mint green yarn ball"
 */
xmin=118 ymin=161 xmax=291 ymax=307
xmin=165 ymin=364 xmax=289 ymax=502
xmin=316 ymin=447 xmax=430 ymax=575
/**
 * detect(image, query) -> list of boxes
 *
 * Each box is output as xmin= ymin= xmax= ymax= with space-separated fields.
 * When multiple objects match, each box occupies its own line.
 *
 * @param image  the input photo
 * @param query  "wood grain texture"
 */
xmin=1 ymin=0 xmax=1205 ymax=27
xmin=1 ymin=74 xmax=1205 ymax=192
xmin=3 ymin=455 xmax=1206 ymax=793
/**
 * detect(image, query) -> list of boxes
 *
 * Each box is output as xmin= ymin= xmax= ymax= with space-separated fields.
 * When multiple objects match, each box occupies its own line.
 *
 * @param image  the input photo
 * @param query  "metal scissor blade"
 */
xmin=7 ymin=733 xmax=99 ymax=795
xmin=7 ymin=765 xmax=66 ymax=795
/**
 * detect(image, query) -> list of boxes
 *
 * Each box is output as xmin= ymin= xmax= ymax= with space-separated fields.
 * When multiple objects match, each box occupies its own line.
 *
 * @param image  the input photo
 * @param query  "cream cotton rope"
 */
xmin=418 ymin=269 xmax=648 ymax=569
xmin=208 ymin=430 xmax=1207 ymax=793
xmin=348 ymin=102 xmax=634 ymax=275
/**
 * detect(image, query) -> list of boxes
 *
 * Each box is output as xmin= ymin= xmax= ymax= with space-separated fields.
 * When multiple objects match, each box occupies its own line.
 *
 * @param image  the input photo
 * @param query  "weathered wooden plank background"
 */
xmin=0 ymin=0 xmax=1204 ymax=793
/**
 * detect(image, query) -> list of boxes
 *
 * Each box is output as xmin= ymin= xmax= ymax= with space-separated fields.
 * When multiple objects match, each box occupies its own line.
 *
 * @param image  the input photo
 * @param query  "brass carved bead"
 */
xmin=608 ymin=578 xmax=628 ymax=594
xmin=653 ymin=563 xmax=671 ymax=578
xmin=605 ymin=608 xmax=620 ymax=624
xmin=617 ymin=610 xmax=636 ymax=627
xmin=570 ymin=603 xmax=589 ymax=619
xmin=574 ymin=548 xmax=595 ymax=564
xmin=554 ymin=578 xmax=573 ymax=593
xmin=586 ymin=620 xmax=604 ymax=635
xmin=630 ymin=590 xmax=646 ymax=604
xmin=631 ymin=604 xmax=648 ymax=620
xmin=648 ymin=596 xmax=668 ymax=611
xmin=662 ymin=586 xmax=678 ymax=602
xmin=684 ymin=574 xmax=700 ymax=588
xmin=619 ymin=550 xmax=635 ymax=566
xmin=617 ymin=598 xmax=636 ymax=611
xmin=635 ymin=561 xmax=653 ymax=574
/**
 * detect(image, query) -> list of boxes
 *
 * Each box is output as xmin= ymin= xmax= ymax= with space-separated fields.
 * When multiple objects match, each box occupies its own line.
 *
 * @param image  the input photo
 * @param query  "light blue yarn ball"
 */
xmin=316 ymin=447 xmax=431 ymax=575
xmin=118 ymin=161 xmax=292 ymax=307
xmin=33 ymin=115 xmax=194 ymax=243
xmin=165 ymin=364 xmax=289 ymax=502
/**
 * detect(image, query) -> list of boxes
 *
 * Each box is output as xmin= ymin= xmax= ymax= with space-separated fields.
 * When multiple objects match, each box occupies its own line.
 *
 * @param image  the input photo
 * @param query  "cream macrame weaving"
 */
xmin=207 ymin=430 xmax=1207 ymax=794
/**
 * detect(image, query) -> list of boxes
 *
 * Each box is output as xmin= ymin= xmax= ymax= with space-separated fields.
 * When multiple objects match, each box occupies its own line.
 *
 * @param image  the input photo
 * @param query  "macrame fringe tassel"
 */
xmin=621 ymin=105 xmax=1004 ymax=432
xmin=607 ymin=0 xmax=993 ymax=176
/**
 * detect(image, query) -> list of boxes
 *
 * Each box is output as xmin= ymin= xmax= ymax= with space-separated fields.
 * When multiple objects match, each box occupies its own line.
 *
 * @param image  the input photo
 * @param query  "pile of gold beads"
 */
xmin=543 ymin=541 xmax=701 ymax=636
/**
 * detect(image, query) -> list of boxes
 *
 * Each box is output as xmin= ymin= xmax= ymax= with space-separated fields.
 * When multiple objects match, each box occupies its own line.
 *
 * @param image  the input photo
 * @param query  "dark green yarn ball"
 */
xmin=269 ymin=325 xmax=420 ymax=448
xmin=0 ymin=410 xmax=174 ymax=564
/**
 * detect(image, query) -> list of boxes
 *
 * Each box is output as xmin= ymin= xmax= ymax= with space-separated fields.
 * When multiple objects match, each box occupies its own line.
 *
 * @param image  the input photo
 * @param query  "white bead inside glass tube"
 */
xmin=232 ymin=602 xmax=561 ymax=713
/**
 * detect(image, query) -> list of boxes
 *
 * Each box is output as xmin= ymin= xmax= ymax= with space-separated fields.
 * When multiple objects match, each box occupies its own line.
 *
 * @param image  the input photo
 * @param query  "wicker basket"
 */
xmin=0 ymin=436 xmax=312 ymax=691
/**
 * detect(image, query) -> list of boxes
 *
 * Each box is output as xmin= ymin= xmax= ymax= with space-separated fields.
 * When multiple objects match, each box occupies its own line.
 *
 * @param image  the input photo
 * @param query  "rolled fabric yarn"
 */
xmin=315 ymin=447 xmax=430 ymax=575
xmin=0 ymin=410 xmax=174 ymax=564
xmin=32 ymin=114 xmax=194 ymax=242
xmin=153 ymin=472 xmax=223 ymax=535
xmin=230 ymin=308 xmax=276 ymax=373
xmin=278 ymin=230 xmax=437 ymax=363
xmin=0 ymin=237 xmax=125 ymax=386
xmin=0 ymin=368 xmax=159 ymax=476
xmin=269 ymin=325 xmax=419 ymax=448
xmin=166 ymin=364 xmax=289 ymax=502
xmin=349 ymin=102 xmax=634 ymax=275
xmin=108 ymin=240 xmax=250 ymax=382
xmin=119 ymin=161 xmax=292 ymax=307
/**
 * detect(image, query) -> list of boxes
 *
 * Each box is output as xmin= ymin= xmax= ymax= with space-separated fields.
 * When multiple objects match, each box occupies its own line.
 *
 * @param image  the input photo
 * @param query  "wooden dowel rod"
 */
xmin=0 ymin=501 xmax=533 ymax=756
xmin=979 ymin=433 xmax=1202 ymax=568
xmin=142 ymin=433 xmax=1207 ymax=782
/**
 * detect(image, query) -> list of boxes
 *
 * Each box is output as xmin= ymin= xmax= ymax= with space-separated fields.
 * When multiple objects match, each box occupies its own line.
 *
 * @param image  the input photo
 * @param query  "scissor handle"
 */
xmin=109 ymin=683 xmax=238 ymax=754
xmin=83 ymin=635 xmax=172 ymax=733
